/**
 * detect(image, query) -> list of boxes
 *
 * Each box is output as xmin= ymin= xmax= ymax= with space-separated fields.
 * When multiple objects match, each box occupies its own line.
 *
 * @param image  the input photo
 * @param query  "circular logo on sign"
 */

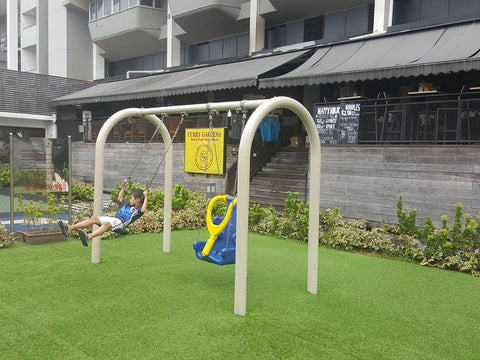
xmin=194 ymin=143 xmax=214 ymax=171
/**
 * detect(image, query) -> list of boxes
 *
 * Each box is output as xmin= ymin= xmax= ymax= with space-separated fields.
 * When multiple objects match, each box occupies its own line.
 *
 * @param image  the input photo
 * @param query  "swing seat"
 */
xmin=193 ymin=196 xmax=237 ymax=265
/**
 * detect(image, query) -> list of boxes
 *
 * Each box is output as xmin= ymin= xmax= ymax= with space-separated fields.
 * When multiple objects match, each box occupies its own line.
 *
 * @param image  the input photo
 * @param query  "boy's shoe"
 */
xmin=78 ymin=230 xmax=89 ymax=247
xmin=58 ymin=221 xmax=68 ymax=237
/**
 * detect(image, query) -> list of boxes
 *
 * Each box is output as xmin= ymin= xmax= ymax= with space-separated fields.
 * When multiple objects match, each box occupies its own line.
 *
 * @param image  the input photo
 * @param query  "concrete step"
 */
xmin=250 ymin=182 xmax=305 ymax=193
xmin=277 ymin=147 xmax=308 ymax=153
xmin=250 ymin=176 xmax=305 ymax=187
xmin=250 ymin=188 xmax=306 ymax=200
xmin=268 ymin=156 xmax=308 ymax=164
xmin=248 ymin=146 xmax=308 ymax=209
xmin=272 ymin=152 xmax=308 ymax=160
xmin=263 ymin=163 xmax=308 ymax=171
xmin=249 ymin=194 xmax=287 ymax=207
xmin=254 ymin=170 xmax=306 ymax=180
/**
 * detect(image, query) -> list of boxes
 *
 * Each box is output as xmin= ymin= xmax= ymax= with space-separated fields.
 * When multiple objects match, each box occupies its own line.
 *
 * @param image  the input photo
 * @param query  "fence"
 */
xmin=356 ymin=91 xmax=480 ymax=144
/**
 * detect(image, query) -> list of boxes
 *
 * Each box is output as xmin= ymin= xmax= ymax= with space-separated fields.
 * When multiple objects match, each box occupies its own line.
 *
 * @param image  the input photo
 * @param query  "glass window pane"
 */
xmin=89 ymin=1 xmax=97 ymax=20
xmin=154 ymin=0 xmax=166 ymax=8
xmin=128 ymin=0 xmax=138 ymax=7
xmin=97 ymin=0 xmax=104 ymax=19
xmin=120 ymin=0 xmax=128 ymax=10
xmin=140 ymin=0 xmax=153 ymax=6
xmin=113 ymin=0 xmax=119 ymax=12
xmin=104 ymin=0 xmax=112 ymax=15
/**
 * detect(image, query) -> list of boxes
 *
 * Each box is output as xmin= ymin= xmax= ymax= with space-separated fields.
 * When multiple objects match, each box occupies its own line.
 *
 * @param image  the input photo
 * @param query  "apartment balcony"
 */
xmin=262 ymin=0 xmax=371 ymax=25
xmin=21 ymin=0 xmax=37 ymax=15
xmin=88 ymin=6 xmax=167 ymax=61
xmin=171 ymin=0 xmax=247 ymax=44
xmin=170 ymin=0 xmax=244 ymax=18
xmin=21 ymin=24 xmax=37 ymax=49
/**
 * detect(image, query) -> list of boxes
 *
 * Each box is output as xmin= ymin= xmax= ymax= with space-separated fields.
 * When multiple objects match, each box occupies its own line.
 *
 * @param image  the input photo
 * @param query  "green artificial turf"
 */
xmin=0 ymin=231 xmax=479 ymax=359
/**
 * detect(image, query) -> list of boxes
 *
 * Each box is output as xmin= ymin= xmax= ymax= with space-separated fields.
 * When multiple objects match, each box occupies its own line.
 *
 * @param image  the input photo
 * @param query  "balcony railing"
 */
xmin=352 ymin=91 xmax=480 ymax=145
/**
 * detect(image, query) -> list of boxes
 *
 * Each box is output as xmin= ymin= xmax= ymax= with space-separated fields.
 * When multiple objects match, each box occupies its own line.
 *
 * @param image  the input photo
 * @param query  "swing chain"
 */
xmin=240 ymin=100 xmax=247 ymax=133
xmin=149 ymin=112 xmax=186 ymax=185
xmin=204 ymin=105 xmax=221 ymax=177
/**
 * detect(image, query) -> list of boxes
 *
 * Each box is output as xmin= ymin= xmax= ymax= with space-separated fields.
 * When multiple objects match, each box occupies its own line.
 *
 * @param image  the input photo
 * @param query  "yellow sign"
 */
xmin=184 ymin=128 xmax=224 ymax=174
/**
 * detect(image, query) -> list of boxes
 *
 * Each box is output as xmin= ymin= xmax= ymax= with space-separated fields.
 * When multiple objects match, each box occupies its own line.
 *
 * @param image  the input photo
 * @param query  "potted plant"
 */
xmin=15 ymin=194 xmax=66 ymax=244
xmin=418 ymin=81 xmax=439 ymax=92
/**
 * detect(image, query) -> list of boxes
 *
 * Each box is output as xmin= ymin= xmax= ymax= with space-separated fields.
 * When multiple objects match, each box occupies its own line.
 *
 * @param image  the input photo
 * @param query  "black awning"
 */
xmin=51 ymin=50 xmax=308 ymax=106
xmin=259 ymin=21 xmax=480 ymax=88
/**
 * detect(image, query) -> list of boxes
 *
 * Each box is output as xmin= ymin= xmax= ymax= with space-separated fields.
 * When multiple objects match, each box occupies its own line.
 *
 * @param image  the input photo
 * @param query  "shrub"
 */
xmin=0 ymin=225 xmax=15 ymax=249
xmin=0 ymin=166 xmax=9 ymax=188
xmin=172 ymin=183 xmax=190 ymax=211
xmin=172 ymin=196 xmax=207 ymax=230
xmin=71 ymin=182 xmax=94 ymax=202
xmin=396 ymin=193 xmax=417 ymax=236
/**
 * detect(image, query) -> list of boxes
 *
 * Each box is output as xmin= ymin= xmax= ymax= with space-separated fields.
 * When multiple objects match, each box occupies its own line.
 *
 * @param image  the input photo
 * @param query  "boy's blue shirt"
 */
xmin=115 ymin=199 xmax=141 ymax=222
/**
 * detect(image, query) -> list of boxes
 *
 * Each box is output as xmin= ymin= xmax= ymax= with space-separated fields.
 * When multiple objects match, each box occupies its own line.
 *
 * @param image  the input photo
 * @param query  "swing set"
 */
xmin=91 ymin=97 xmax=321 ymax=316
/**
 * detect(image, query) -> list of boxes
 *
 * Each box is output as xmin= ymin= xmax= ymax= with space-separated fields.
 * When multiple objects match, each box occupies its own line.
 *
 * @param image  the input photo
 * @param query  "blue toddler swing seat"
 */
xmin=193 ymin=195 xmax=237 ymax=265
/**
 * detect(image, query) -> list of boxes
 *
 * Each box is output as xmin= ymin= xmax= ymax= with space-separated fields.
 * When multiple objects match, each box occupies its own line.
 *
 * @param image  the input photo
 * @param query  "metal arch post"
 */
xmin=91 ymin=110 xmax=172 ymax=263
xmin=234 ymin=96 xmax=321 ymax=316
xmin=143 ymin=114 xmax=173 ymax=253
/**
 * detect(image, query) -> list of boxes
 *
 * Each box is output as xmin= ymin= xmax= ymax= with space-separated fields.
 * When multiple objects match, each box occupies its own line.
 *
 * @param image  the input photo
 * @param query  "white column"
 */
xmin=37 ymin=0 xmax=48 ymax=74
xmin=373 ymin=0 xmax=394 ymax=33
xmin=167 ymin=2 xmax=180 ymax=68
xmin=6 ymin=0 xmax=18 ymax=70
xmin=92 ymin=43 xmax=105 ymax=80
xmin=45 ymin=115 xmax=57 ymax=138
xmin=249 ymin=0 xmax=265 ymax=55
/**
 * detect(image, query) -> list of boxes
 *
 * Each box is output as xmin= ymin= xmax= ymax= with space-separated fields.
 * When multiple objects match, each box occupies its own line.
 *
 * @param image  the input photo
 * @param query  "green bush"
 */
xmin=0 ymin=225 xmax=15 ymax=249
xmin=16 ymin=194 xmax=65 ymax=229
xmin=396 ymin=193 xmax=417 ymax=236
xmin=0 ymin=166 xmax=9 ymax=188
xmin=71 ymin=182 xmax=94 ymax=202
xmin=172 ymin=183 xmax=190 ymax=211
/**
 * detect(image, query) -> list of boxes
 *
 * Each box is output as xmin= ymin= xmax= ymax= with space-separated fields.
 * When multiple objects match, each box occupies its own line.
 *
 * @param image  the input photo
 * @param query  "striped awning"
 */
xmin=51 ymin=50 xmax=308 ymax=106
xmin=259 ymin=21 xmax=480 ymax=88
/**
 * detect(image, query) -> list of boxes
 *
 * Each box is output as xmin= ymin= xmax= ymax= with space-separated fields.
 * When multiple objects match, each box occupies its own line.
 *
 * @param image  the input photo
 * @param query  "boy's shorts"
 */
xmin=98 ymin=216 xmax=122 ymax=228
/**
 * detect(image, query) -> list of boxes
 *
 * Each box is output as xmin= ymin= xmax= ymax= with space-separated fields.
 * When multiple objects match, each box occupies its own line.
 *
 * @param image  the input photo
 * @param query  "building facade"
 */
xmin=2 ymin=1 xmax=480 ymax=79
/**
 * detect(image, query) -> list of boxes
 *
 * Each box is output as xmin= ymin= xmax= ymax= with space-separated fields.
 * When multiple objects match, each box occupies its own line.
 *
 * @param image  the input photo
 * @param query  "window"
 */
xmin=154 ymin=0 xmax=166 ymax=8
xmin=97 ymin=0 xmax=104 ymax=19
xmin=140 ymin=0 xmax=153 ymax=6
xmin=128 ymin=0 xmax=138 ymax=7
xmin=89 ymin=1 xmax=97 ymax=21
xmin=113 ymin=0 xmax=120 ymax=12
xmin=304 ymin=16 xmax=324 ymax=42
xmin=120 ymin=0 xmax=128 ymax=10
xmin=104 ymin=0 xmax=112 ymax=16
xmin=266 ymin=25 xmax=286 ymax=49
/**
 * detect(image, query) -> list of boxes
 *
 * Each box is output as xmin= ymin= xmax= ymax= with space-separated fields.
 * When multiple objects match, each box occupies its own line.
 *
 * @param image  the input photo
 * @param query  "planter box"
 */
xmin=16 ymin=228 xmax=66 ymax=245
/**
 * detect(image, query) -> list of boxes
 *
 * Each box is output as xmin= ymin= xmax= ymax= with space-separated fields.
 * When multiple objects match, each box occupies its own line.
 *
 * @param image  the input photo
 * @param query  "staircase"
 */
xmin=249 ymin=147 xmax=308 ymax=209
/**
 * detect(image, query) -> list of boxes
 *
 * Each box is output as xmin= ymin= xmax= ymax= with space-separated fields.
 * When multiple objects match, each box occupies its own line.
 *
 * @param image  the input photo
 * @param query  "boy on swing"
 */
xmin=58 ymin=179 xmax=148 ymax=246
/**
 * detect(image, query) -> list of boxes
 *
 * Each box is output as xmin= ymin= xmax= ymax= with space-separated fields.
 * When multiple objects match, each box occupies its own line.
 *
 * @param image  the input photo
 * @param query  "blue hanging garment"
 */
xmin=193 ymin=196 xmax=237 ymax=265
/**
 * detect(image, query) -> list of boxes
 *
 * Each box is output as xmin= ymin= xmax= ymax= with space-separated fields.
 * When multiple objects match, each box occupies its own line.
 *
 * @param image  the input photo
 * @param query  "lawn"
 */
xmin=0 ymin=230 xmax=479 ymax=359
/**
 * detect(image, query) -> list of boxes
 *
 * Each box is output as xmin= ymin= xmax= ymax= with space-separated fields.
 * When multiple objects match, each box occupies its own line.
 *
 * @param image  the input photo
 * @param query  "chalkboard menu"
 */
xmin=313 ymin=103 xmax=361 ymax=145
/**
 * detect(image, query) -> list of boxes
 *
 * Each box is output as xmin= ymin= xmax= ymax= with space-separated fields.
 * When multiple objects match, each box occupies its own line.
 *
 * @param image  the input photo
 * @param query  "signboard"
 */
xmin=184 ymin=128 xmax=224 ymax=174
xmin=313 ymin=103 xmax=361 ymax=145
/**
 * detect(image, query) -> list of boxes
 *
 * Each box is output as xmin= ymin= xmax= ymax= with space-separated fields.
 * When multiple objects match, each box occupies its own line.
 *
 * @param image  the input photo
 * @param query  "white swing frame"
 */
xmin=92 ymin=96 xmax=321 ymax=316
